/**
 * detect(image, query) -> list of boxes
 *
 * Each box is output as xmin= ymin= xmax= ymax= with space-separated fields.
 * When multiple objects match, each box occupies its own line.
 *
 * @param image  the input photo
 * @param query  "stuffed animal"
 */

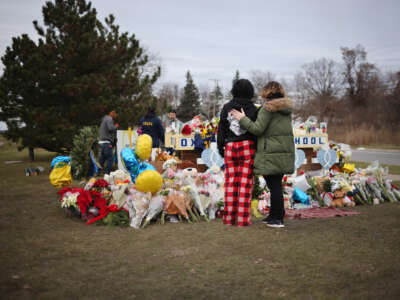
xmin=182 ymin=167 xmax=198 ymax=180
xmin=331 ymin=188 xmax=356 ymax=207
xmin=331 ymin=189 xmax=346 ymax=208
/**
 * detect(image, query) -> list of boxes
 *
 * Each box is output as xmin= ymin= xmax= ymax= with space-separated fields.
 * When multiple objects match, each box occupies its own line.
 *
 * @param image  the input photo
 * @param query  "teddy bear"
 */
xmin=331 ymin=189 xmax=346 ymax=208
xmin=331 ymin=188 xmax=355 ymax=207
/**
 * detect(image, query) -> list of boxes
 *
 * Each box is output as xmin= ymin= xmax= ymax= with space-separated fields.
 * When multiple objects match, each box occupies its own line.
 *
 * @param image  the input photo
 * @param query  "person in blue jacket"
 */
xmin=138 ymin=107 xmax=165 ymax=150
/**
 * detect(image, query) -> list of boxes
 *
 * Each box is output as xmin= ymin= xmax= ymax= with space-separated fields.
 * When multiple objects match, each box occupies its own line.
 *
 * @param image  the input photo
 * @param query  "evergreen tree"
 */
xmin=70 ymin=126 xmax=99 ymax=179
xmin=177 ymin=71 xmax=200 ymax=122
xmin=0 ymin=0 xmax=160 ymax=155
xmin=226 ymin=70 xmax=240 ymax=100
xmin=0 ymin=34 xmax=43 ymax=160
xmin=232 ymin=70 xmax=240 ymax=86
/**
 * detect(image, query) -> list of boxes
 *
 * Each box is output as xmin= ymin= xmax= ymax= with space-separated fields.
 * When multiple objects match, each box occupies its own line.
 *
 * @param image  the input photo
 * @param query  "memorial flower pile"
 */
xmin=278 ymin=161 xmax=400 ymax=212
xmin=56 ymin=160 xmax=225 ymax=229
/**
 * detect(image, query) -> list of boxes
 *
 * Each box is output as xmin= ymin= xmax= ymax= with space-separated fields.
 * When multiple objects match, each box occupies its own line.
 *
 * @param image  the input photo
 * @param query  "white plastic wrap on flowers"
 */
xmin=392 ymin=186 xmax=400 ymax=202
xmin=258 ymin=200 xmax=269 ymax=212
xmin=125 ymin=190 xmax=151 ymax=229
xmin=202 ymin=168 xmax=224 ymax=219
xmin=385 ymin=179 xmax=399 ymax=202
xmin=123 ymin=190 xmax=136 ymax=222
xmin=284 ymin=185 xmax=294 ymax=199
xmin=330 ymin=179 xmax=343 ymax=192
xmin=142 ymin=195 xmax=165 ymax=227
xmin=199 ymin=194 xmax=211 ymax=214
xmin=258 ymin=176 xmax=267 ymax=189
xmin=338 ymin=143 xmax=352 ymax=160
xmin=366 ymin=178 xmax=383 ymax=202
xmin=363 ymin=160 xmax=388 ymax=176
xmin=110 ymin=184 xmax=130 ymax=208
xmin=172 ymin=169 xmax=185 ymax=187
xmin=208 ymin=184 xmax=224 ymax=219
xmin=185 ymin=178 xmax=208 ymax=218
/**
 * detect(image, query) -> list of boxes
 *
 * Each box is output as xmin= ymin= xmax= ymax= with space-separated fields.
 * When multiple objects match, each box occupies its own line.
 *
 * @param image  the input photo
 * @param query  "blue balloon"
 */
xmin=137 ymin=162 xmax=156 ymax=176
xmin=121 ymin=148 xmax=139 ymax=181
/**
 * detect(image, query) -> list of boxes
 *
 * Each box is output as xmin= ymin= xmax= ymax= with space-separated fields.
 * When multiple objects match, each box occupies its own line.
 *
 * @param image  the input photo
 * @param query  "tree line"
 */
xmin=162 ymin=45 xmax=400 ymax=144
xmin=294 ymin=45 xmax=400 ymax=132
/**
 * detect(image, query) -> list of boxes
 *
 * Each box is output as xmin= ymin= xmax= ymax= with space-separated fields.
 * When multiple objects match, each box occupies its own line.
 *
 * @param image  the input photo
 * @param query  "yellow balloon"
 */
xmin=135 ymin=170 xmax=163 ymax=194
xmin=135 ymin=134 xmax=153 ymax=160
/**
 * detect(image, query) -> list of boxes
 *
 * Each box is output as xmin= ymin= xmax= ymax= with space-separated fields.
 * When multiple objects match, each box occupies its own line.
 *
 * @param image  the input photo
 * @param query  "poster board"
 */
xmin=294 ymin=134 xmax=328 ymax=148
xmin=165 ymin=132 xmax=195 ymax=150
xmin=165 ymin=132 xmax=329 ymax=150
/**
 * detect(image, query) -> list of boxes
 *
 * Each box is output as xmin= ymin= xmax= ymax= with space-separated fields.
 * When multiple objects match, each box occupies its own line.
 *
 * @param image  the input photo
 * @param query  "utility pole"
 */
xmin=209 ymin=79 xmax=221 ymax=118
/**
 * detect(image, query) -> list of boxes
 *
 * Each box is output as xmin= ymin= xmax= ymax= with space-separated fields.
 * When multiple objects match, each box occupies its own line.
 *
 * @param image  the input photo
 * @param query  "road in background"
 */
xmin=351 ymin=149 xmax=400 ymax=166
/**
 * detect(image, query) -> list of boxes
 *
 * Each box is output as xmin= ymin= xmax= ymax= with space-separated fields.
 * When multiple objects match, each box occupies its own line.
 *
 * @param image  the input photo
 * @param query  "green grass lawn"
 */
xmin=1 ymin=141 xmax=400 ymax=299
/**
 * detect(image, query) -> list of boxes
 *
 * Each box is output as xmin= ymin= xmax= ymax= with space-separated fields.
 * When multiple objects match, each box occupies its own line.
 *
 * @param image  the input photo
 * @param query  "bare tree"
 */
xmin=293 ymin=58 xmax=343 ymax=124
xmin=249 ymin=70 xmax=276 ymax=94
xmin=297 ymin=58 xmax=343 ymax=99
xmin=381 ymin=71 xmax=400 ymax=128
xmin=156 ymin=82 xmax=179 ymax=113
xmin=341 ymin=44 xmax=379 ymax=106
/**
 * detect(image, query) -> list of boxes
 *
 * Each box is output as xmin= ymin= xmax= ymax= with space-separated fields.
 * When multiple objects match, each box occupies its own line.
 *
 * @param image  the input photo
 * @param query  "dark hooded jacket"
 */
xmin=239 ymin=97 xmax=295 ymax=175
xmin=138 ymin=113 xmax=165 ymax=148
xmin=217 ymin=97 xmax=258 ymax=157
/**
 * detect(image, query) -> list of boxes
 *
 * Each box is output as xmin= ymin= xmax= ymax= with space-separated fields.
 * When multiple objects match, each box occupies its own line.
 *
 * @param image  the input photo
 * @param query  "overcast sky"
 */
xmin=1 ymin=0 xmax=400 ymax=93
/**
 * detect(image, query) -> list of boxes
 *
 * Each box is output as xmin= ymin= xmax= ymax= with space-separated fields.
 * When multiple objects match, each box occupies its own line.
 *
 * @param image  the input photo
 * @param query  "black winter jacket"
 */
xmin=138 ymin=113 xmax=165 ymax=148
xmin=217 ymin=97 xmax=258 ymax=157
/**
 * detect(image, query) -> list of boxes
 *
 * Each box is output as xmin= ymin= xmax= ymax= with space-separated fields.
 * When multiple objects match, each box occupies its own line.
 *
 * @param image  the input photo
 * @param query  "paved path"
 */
xmin=351 ymin=149 xmax=400 ymax=166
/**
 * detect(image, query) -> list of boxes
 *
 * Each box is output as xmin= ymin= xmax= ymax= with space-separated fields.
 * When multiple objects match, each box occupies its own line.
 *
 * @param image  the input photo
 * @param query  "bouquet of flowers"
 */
xmin=125 ymin=190 xmax=152 ymax=229
xmin=142 ymin=195 xmax=165 ymax=228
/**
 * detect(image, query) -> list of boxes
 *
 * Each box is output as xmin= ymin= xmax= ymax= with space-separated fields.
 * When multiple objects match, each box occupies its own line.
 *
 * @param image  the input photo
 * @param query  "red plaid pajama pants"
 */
xmin=223 ymin=140 xmax=255 ymax=226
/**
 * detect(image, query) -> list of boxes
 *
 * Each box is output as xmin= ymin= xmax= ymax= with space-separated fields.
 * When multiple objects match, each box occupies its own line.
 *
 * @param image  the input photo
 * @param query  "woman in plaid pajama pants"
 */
xmin=223 ymin=140 xmax=255 ymax=226
xmin=217 ymin=79 xmax=258 ymax=226
xmin=231 ymin=81 xmax=295 ymax=228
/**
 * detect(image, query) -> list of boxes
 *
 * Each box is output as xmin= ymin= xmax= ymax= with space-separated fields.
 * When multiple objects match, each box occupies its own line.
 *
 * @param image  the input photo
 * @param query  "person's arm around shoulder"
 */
xmin=231 ymin=108 xmax=271 ymax=136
